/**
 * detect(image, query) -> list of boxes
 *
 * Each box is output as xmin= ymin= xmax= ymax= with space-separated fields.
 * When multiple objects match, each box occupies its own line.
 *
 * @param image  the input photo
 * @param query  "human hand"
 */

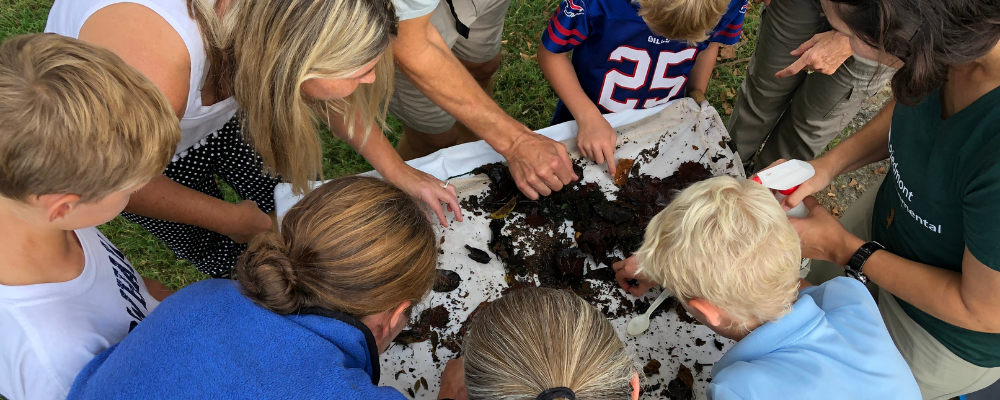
xmin=755 ymin=158 xmax=836 ymax=209
xmin=220 ymin=200 xmax=273 ymax=244
xmin=385 ymin=166 xmax=464 ymax=227
xmin=688 ymin=89 xmax=706 ymax=105
xmin=787 ymin=197 xmax=865 ymax=266
xmin=577 ymin=114 xmax=618 ymax=177
xmin=503 ymin=131 xmax=578 ymax=200
xmin=775 ymin=31 xmax=853 ymax=78
xmin=613 ymin=256 xmax=658 ymax=297
xmin=437 ymin=357 xmax=468 ymax=400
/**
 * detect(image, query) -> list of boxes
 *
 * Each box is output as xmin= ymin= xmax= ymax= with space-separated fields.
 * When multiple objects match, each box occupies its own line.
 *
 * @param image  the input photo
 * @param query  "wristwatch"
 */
xmin=845 ymin=241 xmax=884 ymax=284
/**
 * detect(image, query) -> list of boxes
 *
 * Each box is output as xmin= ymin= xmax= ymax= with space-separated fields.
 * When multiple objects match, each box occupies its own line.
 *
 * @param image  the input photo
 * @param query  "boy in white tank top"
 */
xmin=0 ymin=34 xmax=180 ymax=400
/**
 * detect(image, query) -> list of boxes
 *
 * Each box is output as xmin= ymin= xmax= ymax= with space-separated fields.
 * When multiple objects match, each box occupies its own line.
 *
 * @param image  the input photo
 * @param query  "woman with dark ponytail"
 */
xmin=773 ymin=0 xmax=1000 ymax=398
xmin=66 ymin=177 xmax=438 ymax=399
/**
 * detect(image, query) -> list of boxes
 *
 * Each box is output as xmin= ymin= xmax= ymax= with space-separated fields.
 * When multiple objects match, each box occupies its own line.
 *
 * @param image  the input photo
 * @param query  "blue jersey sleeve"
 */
xmin=709 ymin=0 xmax=748 ymax=45
xmin=541 ymin=0 xmax=592 ymax=54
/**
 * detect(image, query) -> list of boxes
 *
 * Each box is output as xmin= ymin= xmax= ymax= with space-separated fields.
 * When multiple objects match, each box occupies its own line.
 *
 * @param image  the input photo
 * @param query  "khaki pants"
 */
xmin=807 ymin=175 xmax=1000 ymax=399
xmin=727 ymin=0 xmax=893 ymax=173
xmin=389 ymin=0 xmax=511 ymax=134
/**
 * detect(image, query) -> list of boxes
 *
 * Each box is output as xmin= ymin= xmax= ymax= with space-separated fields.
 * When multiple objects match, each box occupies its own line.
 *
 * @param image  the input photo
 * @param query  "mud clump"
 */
xmin=394 ymin=305 xmax=450 ymax=346
xmin=433 ymin=269 xmax=462 ymax=293
xmin=643 ymin=359 xmax=662 ymax=376
xmin=662 ymin=364 xmax=694 ymax=400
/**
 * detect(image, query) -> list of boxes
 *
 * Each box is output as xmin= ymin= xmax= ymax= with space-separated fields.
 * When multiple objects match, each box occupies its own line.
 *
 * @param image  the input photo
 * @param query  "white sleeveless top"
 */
xmin=45 ymin=0 xmax=238 ymax=160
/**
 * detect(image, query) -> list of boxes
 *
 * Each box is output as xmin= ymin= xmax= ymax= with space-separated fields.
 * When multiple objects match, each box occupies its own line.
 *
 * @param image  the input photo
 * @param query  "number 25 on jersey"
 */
xmin=598 ymin=47 xmax=697 ymax=112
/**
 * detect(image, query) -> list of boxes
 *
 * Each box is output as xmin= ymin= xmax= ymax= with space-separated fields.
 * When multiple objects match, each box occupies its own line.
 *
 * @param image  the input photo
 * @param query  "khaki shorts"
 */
xmin=389 ymin=0 xmax=511 ymax=134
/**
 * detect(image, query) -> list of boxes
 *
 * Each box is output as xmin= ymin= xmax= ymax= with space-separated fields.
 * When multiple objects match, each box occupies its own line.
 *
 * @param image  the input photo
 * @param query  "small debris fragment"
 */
xmin=465 ymin=245 xmax=491 ymax=264
xmin=714 ymin=339 xmax=725 ymax=351
xmin=643 ymin=359 xmax=662 ymax=376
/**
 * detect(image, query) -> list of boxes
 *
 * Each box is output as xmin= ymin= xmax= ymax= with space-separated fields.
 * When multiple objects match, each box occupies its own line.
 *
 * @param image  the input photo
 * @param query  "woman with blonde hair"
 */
xmin=67 ymin=176 xmax=439 ymax=398
xmin=437 ymin=287 xmax=641 ymax=400
xmin=45 ymin=0 xmax=463 ymax=279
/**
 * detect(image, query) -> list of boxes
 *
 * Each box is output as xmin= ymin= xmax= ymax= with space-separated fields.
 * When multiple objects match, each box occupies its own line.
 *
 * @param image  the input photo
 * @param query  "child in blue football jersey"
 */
xmin=538 ymin=0 xmax=747 ymax=175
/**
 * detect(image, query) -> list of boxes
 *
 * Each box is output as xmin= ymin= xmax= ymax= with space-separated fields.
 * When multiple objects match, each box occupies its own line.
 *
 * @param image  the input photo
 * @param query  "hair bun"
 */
xmin=235 ymin=231 xmax=302 ymax=314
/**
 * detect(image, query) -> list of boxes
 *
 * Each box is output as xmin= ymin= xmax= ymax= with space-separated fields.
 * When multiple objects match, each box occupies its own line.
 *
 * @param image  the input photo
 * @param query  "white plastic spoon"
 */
xmin=627 ymin=289 xmax=674 ymax=337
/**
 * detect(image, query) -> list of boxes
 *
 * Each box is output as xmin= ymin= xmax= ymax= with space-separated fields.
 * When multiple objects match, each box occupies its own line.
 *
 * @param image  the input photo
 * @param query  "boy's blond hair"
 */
xmin=636 ymin=0 xmax=730 ymax=43
xmin=0 ymin=34 xmax=179 ymax=203
xmin=636 ymin=176 xmax=801 ymax=330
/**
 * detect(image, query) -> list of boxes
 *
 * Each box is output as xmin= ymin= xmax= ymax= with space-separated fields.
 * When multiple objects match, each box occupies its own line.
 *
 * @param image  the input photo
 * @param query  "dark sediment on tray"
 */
xmin=463 ymin=160 xmax=713 ymax=318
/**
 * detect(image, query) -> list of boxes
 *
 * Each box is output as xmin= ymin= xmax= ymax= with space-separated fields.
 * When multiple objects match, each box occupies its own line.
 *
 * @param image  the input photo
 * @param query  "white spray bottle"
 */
xmin=752 ymin=159 xmax=815 ymax=218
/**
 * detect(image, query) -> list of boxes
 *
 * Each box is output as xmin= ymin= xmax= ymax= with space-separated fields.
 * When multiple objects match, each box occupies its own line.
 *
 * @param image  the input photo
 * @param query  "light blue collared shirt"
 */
xmin=708 ymin=277 xmax=921 ymax=400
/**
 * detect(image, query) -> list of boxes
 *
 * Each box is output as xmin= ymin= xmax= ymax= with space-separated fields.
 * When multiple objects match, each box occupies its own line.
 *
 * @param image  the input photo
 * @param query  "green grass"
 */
xmin=0 ymin=0 xmax=762 ymax=290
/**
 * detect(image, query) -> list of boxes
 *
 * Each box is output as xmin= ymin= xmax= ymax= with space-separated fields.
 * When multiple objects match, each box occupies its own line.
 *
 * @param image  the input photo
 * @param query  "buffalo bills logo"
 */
xmin=562 ymin=0 xmax=585 ymax=17
xmin=740 ymin=3 xmax=747 ymax=13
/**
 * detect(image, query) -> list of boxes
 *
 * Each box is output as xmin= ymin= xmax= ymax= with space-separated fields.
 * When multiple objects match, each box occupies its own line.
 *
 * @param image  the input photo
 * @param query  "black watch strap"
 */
xmin=846 ymin=241 xmax=884 ymax=284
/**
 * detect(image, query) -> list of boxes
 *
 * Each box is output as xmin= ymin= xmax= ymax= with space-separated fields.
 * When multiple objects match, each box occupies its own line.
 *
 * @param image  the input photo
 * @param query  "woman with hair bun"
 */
xmin=437 ymin=287 xmax=641 ymax=400
xmin=67 ymin=177 xmax=438 ymax=398
xmin=776 ymin=0 xmax=1000 ymax=398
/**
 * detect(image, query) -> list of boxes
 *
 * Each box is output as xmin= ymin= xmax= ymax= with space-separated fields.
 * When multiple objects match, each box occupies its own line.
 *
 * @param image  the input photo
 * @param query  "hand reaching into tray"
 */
xmin=502 ymin=132 xmax=578 ymax=200
xmin=613 ymin=255 xmax=658 ymax=297
xmin=385 ymin=166 xmax=464 ymax=227
xmin=576 ymin=113 xmax=619 ymax=178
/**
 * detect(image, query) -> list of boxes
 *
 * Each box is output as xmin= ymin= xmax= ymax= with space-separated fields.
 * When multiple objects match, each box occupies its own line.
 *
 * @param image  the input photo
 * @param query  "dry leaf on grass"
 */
xmin=827 ymin=192 xmax=837 ymax=197
xmin=724 ymin=103 xmax=733 ymax=115
xmin=849 ymin=178 xmax=858 ymax=187
xmin=873 ymin=167 xmax=886 ymax=174
xmin=720 ymin=45 xmax=737 ymax=60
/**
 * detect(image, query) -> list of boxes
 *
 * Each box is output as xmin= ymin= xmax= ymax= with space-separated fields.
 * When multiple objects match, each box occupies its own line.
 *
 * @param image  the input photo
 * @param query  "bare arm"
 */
xmin=686 ymin=42 xmax=719 ymax=102
xmin=393 ymin=15 xmax=577 ymax=199
xmin=81 ymin=4 xmax=272 ymax=243
xmin=537 ymin=45 xmax=617 ymax=176
xmin=324 ymin=112 xmax=463 ymax=226
xmin=793 ymin=198 xmax=1000 ymax=333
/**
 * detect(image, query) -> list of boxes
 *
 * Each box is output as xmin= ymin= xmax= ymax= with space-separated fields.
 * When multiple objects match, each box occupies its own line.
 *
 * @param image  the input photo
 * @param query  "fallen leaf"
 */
xmin=522 ymin=109 xmax=529 ymax=115
xmin=720 ymin=45 xmax=737 ymax=60
xmin=519 ymin=52 xmax=530 ymax=60
xmin=849 ymin=178 xmax=858 ymax=187
xmin=531 ymin=54 xmax=537 ymax=60
xmin=501 ymin=40 xmax=508 ymax=44
xmin=614 ymin=158 xmax=636 ymax=186
xmin=827 ymin=192 xmax=837 ymax=197
xmin=832 ymin=207 xmax=840 ymax=215
xmin=733 ymin=68 xmax=742 ymax=76
xmin=526 ymin=40 xmax=533 ymax=47
xmin=830 ymin=184 xmax=836 ymax=191
xmin=490 ymin=197 xmax=517 ymax=219
xmin=874 ymin=167 xmax=886 ymax=175
xmin=724 ymin=102 xmax=733 ymax=115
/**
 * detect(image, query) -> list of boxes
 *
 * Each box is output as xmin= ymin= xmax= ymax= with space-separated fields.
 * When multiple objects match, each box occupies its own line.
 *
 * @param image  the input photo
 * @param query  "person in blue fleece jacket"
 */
xmin=67 ymin=176 xmax=443 ymax=399
xmin=614 ymin=176 xmax=921 ymax=399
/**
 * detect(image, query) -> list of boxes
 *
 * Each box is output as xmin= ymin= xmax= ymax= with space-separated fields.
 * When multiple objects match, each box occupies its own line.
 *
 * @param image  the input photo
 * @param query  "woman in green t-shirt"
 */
xmin=773 ymin=0 xmax=1000 ymax=398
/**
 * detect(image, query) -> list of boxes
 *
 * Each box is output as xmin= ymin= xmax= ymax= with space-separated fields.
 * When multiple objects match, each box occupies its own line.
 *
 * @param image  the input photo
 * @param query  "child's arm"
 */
xmin=537 ymin=46 xmax=618 ymax=177
xmin=686 ymin=42 xmax=720 ymax=104
xmin=143 ymin=277 xmax=174 ymax=302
